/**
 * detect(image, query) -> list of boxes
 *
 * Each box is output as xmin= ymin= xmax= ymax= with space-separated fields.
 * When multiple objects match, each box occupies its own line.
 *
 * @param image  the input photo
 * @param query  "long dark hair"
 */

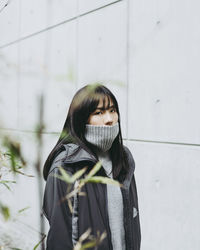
xmin=43 ymin=83 xmax=129 ymax=181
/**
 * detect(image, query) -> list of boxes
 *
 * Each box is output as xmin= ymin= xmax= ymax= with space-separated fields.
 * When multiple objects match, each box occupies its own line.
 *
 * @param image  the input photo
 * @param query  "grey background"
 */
xmin=0 ymin=0 xmax=200 ymax=249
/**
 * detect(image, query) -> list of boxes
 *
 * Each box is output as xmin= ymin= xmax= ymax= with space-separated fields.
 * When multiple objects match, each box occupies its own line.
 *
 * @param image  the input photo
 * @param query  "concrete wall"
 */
xmin=0 ymin=0 xmax=200 ymax=249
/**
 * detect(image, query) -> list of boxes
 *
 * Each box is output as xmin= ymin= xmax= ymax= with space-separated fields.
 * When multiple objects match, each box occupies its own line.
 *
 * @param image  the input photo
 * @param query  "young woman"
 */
xmin=43 ymin=84 xmax=141 ymax=250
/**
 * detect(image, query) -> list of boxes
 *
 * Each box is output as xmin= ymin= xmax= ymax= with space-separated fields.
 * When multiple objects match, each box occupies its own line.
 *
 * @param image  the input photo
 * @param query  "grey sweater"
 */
xmin=97 ymin=150 xmax=126 ymax=250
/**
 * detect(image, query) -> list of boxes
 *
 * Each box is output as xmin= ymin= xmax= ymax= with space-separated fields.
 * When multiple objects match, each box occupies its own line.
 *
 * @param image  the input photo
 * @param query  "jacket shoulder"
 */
xmin=48 ymin=143 xmax=80 ymax=175
xmin=48 ymin=143 xmax=96 ymax=175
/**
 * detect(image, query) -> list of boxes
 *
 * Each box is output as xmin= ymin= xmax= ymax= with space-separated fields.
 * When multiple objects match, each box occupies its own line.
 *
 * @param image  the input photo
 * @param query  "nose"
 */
xmin=104 ymin=111 xmax=113 ymax=126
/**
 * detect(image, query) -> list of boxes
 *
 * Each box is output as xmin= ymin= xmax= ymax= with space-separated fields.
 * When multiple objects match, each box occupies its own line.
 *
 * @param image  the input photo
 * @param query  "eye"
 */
xmin=94 ymin=111 xmax=103 ymax=115
xmin=110 ymin=108 xmax=116 ymax=113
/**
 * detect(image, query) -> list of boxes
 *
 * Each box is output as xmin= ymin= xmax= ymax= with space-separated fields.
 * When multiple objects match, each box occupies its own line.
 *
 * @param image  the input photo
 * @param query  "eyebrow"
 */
xmin=96 ymin=105 xmax=115 ymax=110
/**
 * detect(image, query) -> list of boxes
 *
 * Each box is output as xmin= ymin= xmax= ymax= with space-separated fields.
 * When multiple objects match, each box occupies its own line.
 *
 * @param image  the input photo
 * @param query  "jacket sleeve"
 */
xmin=131 ymin=173 xmax=141 ymax=250
xmin=43 ymin=164 xmax=74 ymax=250
xmin=124 ymin=145 xmax=141 ymax=249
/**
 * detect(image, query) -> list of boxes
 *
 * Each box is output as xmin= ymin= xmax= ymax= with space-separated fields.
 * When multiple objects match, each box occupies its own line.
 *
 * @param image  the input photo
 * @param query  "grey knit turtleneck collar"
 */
xmin=84 ymin=122 xmax=119 ymax=152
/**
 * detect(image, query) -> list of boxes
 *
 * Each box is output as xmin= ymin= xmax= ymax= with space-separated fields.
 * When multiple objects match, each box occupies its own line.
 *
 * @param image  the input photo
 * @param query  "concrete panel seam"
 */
xmin=0 ymin=128 xmax=59 ymax=135
xmin=0 ymin=0 xmax=123 ymax=49
xmin=123 ymin=138 xmax=200 ymax=148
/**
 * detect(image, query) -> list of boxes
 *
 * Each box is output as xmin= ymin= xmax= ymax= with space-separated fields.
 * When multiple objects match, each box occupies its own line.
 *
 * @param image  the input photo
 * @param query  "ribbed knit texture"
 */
xmin=84 ymin=122 xmax=119 ymax=152
xmin=97 ymin=151 xmax=126 ymax=250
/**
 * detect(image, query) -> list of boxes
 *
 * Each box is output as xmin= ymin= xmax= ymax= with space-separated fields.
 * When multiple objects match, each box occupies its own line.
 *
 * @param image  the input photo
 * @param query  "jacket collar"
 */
xmin=63 ymin=143 xmax=97 ymax=164
xmin=62 ymin=143 xmax=135 ymax=188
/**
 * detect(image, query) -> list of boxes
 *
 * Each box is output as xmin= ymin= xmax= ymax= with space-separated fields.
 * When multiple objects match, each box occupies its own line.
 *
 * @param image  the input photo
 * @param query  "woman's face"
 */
xmin=88 ymin=97 xmax=118 ymax=126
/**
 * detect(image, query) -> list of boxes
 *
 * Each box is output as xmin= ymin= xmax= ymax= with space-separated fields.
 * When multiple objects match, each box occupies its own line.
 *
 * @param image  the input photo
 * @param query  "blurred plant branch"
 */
xmin=0 ymin=94 xmax=46 ymax=249
xmin=73 ymin=228 xmax=107 ymax=250
xmin=34 ymin=94 xmax=46 ymax=250
xmin=54 ymin=161 xmax=122 ymax=213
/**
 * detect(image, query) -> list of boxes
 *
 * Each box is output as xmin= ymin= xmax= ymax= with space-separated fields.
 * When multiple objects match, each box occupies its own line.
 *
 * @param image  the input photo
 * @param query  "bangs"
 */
xmin=89 ymin=93 xmax=116 ymax=113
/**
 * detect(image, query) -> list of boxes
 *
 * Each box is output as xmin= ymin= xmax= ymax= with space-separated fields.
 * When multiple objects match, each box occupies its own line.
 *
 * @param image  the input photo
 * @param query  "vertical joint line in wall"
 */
xmin=75 ymin=0 xmax=79 ymax=89
xmin=17 ymin=0 xmax=21 ymax=130
xmin=44 ymin=1 xmax=52 ymax=95
xmin=126 ymin=0 xmax=130 ymax=141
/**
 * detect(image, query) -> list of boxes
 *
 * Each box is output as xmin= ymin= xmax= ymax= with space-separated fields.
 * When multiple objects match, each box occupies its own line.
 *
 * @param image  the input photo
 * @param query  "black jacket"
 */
xmin=43 ymin=143 xmax=141 ymax=250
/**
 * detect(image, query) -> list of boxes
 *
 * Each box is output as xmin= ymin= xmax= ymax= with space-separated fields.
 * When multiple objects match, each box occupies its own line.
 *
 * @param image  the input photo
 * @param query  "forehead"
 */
xmin=96 ymin=96 xmax=113 ymax=108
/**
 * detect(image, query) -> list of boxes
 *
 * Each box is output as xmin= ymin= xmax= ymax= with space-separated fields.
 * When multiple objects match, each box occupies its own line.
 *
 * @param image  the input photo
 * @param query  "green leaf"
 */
xmin=70 ymin=167 xmax=87 ymax=183
xmin=52 ymin=173 xmax=68 ymax=183
xmin=0 ymin=203 xmax=10 ymax=220
xmin=18 ymin=206 xmax=30 ymax=213
xmin=3 ymin=137 xmax=26 ymax=171
xmin=13 ymin=169 xmax=34 ymax=177
xmin=2 ymin=182 xmax=11 ymax=190
xmin=79 ymin=228 xmax=91 ymax=241
xmin=33 ymin=235 xmax=46 ymax=250
xmin=33 ymin=241 xmax=41 ymax=250
xmin=86 ymin=161 xmax=102 ymax=179
xmin=56 ymin=167 xmax=87 ymax=184
xmin=80 ymin=240 xmax=97 ymax=249
xmin=85 ymin=176 xmax=122 ymax=187
xmin=0 ymin=180 xmax=16 ymax=191
xmin=58 ymin=167 xmax=73 ymax=183
xmin=0 ymin=180 xmax=16 ymax=184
